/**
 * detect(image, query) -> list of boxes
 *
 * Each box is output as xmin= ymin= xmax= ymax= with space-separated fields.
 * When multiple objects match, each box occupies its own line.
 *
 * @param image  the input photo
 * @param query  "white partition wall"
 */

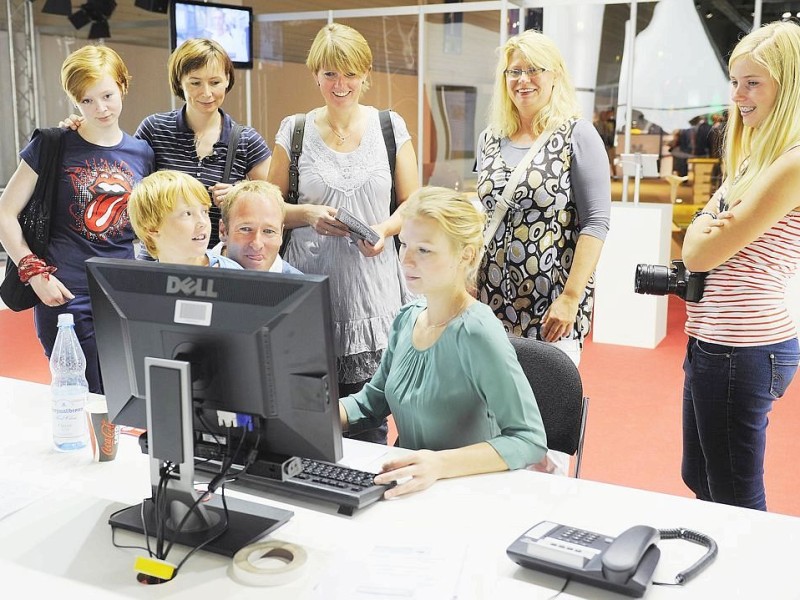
xmin=592 ymin=202 xmax=673 ymax=348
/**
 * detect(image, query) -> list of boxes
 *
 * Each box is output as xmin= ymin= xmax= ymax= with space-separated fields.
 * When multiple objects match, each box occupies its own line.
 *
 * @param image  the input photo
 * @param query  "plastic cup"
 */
xmin=85 ymin=399 xmax=120 ymax=462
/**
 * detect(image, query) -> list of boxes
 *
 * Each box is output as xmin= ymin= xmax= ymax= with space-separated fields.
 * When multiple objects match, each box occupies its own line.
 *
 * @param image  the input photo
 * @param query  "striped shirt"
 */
xmin=685 ymin=211 xmax=800 ymax=346
xmin=135 ymin=107 xmax=271 ymax=246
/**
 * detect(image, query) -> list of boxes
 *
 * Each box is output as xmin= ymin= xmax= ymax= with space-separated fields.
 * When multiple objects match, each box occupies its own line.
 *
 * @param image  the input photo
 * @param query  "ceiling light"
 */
xmin=68 ymin=7 xmax=90 ymax=29
xmin=88 ymin=0 xmax=115 ymax=19
xmin=88 ymin=18 xmax=110 ymax=39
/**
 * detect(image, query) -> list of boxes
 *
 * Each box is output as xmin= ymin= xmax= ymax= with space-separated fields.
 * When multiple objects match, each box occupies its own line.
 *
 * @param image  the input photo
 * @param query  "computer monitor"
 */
xmin=87 ymin=257 xmax=342 ymax=463
xmin=86 ymin=257 xmax=343 ymax=558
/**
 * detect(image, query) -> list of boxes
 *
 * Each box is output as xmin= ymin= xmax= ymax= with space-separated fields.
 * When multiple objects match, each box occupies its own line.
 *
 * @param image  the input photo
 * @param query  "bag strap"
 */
xmin=31 ymin=127 xmax=67 ymax=246
xmin=222 ymin=123 xmax=244 ymax=184
xmin=280 ymin=113 xmax=306 ymax=256
xmin=287 ymin=113 xmax=306 ymax=204
xmin=379 ymin=109 xmax=398 ymax=215
xmin=483 ymin=125 xmax=558 ymax=246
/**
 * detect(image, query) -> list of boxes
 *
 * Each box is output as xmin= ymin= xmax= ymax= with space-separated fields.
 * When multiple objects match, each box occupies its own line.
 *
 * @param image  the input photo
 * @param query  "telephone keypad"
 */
xmin=558 ymin=527 xmax=602 ymax=547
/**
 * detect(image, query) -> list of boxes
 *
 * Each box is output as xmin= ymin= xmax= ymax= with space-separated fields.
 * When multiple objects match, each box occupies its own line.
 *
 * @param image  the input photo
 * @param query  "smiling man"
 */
xmin=214 ymin=180 xmax=301 ymax=274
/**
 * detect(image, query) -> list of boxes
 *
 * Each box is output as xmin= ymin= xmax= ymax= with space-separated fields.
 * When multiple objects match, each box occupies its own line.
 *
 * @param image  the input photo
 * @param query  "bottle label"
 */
xmin=52 ymin=393 xmax=88 ymax=440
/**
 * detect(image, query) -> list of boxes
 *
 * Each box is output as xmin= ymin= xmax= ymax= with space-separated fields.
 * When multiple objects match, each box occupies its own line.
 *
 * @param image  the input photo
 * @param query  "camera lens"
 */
xmin=634 ymin=264 xmax=672 ymax=296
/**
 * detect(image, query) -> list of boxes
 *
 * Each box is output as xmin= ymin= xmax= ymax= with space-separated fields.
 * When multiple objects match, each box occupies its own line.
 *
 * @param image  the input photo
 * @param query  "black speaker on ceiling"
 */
xmin=134 ymin=0 xmax=168 ymax=14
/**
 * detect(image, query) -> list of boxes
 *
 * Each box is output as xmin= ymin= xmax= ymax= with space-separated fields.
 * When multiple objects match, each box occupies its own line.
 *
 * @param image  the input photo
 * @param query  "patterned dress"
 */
xmin=476 ymin=119 xmax=594 ymax=345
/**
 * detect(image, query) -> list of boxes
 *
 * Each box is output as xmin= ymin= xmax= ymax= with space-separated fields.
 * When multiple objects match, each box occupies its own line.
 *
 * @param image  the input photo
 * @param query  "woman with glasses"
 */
xmin=268 ymin=23 xmax=419 ymax=445
xmin=476 ymin=30 xmax=610 ymax=474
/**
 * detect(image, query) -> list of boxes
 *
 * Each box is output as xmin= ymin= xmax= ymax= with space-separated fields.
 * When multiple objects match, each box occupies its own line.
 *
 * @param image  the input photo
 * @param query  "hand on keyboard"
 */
xmin=242 ymin=457 xmax=394 ymax=515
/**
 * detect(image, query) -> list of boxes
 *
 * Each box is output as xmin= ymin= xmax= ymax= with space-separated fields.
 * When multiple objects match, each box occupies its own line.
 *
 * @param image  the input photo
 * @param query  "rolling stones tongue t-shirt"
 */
xmin=20 ymin=129 xmax=154 ymax=294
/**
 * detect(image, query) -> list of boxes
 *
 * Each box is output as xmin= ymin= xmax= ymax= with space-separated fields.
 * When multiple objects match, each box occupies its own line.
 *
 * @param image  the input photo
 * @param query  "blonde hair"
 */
xmin=723 ymin=20 xmax=800 ymax=204
xmin=60 ymin=45 xmax=131 ymax=103
xmin=128 ymin=171 xmax=210 ymax=259
xmin=401 ymin=186 xmax=487 ymax=287
xmin=169 ymin=38 xmax=235 ymax=100
xmin=306 ymin=23 xmax=372 ymax=93
xmin=221 ymin=180 xmax=286 ymax=227
xmin=488 ymin=30 xmax=580 ymax=138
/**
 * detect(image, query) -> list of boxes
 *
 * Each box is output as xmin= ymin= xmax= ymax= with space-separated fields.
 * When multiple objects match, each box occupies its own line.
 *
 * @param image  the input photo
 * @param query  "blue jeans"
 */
xmin=682 ymin=337 xmax=799 ymax=511
xmin=34 ymin=294 xmax=103 ymax=394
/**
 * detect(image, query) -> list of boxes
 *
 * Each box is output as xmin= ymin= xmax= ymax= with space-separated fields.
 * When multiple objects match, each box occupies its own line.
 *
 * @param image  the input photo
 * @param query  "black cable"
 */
xmin=140 ymin=495 xmax=154 ymax=558
xmin=653 ymin=528 xmax=718 ymax=586
xmin=546 ymin=577 xmax=571 ymax=600
xmin=140 ymin=424 xmax=253 ymax=578
xmin=108 ymin=507 xmax=150 ymax=552
xmin=162 ymin=426 xmax=245 ymax=559
xmin=155 ymin=462 xmax=175 ymax=559
xmin=172 ymin=483 xmax=230 ymax=575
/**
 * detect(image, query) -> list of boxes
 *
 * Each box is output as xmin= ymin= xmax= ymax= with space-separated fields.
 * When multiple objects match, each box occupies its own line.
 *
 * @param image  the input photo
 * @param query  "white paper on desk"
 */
xmin=0 ymin=481 xmax=50 ymax=522
xmin=312 ymin=544 xmax=464 ymax=599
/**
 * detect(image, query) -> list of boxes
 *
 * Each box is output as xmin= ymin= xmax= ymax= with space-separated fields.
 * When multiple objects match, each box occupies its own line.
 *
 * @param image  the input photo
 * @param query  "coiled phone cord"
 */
xmin=653 ymin=528 xmax=718 ymax=585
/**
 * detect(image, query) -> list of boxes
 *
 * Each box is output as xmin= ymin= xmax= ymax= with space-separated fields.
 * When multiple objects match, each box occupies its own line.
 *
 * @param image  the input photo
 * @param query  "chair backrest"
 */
xmin=508 ymin=336 xmax=588 ymax=477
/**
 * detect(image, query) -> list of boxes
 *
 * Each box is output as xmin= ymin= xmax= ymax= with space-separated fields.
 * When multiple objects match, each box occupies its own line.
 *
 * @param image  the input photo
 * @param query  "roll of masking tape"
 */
xmin=231 ymin=540 xmax=308 ymax=586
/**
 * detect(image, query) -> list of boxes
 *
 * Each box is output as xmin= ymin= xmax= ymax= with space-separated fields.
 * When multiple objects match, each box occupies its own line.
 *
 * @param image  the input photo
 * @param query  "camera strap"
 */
xmin=484 ymin=124 xmax=559 ymax=247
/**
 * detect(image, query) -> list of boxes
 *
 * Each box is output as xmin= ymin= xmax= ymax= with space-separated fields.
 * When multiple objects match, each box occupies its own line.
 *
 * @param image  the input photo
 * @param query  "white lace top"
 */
xmin=275 ymin=106 xmax=413 ymax=383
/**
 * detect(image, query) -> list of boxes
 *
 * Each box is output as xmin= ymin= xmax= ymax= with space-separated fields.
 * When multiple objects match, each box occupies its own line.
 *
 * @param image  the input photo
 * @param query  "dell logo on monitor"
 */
xmin=165 ymin=275 xmax=218 ymax=298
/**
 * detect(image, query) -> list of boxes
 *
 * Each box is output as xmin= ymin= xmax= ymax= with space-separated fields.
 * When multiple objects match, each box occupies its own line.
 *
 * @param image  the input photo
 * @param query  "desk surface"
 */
xmin=1 ymin=376 xmax=797 ymax=599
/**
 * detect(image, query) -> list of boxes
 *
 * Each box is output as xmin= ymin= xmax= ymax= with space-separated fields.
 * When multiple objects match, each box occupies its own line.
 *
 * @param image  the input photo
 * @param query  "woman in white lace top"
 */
xmin=268 ymin=23 xmax=419 ymax=444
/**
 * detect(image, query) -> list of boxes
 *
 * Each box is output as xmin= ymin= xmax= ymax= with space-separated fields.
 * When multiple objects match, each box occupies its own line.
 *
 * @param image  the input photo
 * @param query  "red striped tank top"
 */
xmin=685 ymin=211 xmax=800 ymax=346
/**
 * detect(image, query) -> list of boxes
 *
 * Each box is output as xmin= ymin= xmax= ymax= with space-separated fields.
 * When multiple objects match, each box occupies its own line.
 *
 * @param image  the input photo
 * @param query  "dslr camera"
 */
xmin=634 ymin=260 xmax=706 ymax=302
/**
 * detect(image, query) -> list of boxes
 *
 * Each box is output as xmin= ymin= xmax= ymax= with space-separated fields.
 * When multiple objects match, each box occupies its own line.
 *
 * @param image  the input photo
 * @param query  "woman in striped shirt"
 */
xmin=681 ymin=20 xmax=800 ymax=511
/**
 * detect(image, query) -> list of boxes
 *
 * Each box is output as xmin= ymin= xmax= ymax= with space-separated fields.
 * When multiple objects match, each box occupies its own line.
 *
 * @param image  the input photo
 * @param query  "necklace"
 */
xmin=326 ymin=117 xmax=351 ymax=146
xmin=425 ymin=297 xmax=471 ymax=329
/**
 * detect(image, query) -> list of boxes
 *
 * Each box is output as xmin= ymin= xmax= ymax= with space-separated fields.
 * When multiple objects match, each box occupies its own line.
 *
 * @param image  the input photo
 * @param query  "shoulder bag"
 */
xmin=483 ymin=125 xmax=558 ymax=246
xmin=0 ymin=128 xmax=66 ymax=312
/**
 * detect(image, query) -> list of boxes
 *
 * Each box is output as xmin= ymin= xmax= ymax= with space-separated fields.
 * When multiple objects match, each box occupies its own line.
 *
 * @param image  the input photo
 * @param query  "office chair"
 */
xmin=508 ymin=336 xmax=589 ymax=478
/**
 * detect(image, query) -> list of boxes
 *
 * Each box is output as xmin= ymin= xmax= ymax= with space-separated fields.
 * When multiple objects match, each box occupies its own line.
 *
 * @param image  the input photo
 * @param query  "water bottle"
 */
xmin=50 ymin=313 xmax=88 ymax=451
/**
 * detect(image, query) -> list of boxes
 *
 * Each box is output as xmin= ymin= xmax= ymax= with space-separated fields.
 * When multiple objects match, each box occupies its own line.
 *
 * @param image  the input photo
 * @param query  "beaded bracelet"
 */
xmin=691 ymin=210 xmax=718 ymax=225
xmin=17 ymin=253 xmax=57 ymax=284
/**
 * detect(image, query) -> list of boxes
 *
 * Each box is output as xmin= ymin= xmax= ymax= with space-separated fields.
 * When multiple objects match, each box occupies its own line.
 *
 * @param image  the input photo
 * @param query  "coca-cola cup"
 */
xmin=86 ymin=399 xmax=119 ymax=462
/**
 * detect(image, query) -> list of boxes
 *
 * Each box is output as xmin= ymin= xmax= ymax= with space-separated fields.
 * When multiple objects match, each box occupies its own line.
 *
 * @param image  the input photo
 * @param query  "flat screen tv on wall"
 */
xmin=170 ymin=0 xmax=253 ymax=69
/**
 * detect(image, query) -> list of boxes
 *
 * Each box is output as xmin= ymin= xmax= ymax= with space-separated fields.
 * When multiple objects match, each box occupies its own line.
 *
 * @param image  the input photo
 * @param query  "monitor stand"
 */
xmin=109 ymin=493 xmax=292 ymax=558
xmin=109 ymin=357 xmax=293 ymax=560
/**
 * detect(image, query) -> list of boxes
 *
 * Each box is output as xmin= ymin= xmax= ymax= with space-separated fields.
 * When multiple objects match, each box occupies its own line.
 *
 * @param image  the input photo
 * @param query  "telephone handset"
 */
xmin=508 ymin=520 xmax=718 ymax=598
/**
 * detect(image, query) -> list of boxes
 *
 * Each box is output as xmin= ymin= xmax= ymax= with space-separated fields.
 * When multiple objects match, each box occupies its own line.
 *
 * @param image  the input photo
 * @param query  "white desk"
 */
xmin=1 ymin=376 xmax=797 ymax=599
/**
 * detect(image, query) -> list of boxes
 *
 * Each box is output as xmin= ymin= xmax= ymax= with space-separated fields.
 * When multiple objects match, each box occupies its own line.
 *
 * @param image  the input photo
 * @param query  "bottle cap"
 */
xmin=57 ymin=313 xmax=74 ymax=327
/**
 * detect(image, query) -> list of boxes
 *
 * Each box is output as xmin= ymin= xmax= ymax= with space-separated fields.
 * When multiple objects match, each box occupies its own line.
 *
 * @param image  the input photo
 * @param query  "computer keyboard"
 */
xmin=242 ymin=457 xmax=393 ymax=516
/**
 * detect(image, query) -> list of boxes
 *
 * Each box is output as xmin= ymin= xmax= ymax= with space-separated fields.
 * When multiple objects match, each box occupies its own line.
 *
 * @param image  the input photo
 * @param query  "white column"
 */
xmin=592 ymin=203 xmax=673 ymax=348
xmin=543 ymin=4 xmax=605 ymax=121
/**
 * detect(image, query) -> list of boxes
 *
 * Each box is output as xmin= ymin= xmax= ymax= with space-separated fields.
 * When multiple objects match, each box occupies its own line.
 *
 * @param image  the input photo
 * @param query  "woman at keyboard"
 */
xmin=339 ymin=187 xmax=547 ymax=498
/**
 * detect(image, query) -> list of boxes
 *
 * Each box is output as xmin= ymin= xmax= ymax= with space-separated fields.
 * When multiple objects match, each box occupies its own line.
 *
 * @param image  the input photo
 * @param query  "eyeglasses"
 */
xmin=504 ymin=67 xmax=547 ymax=80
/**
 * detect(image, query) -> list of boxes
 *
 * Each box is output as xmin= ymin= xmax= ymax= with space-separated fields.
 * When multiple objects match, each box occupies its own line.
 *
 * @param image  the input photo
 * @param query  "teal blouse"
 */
xmin=341 ymin=300 xmax=548 ymax=469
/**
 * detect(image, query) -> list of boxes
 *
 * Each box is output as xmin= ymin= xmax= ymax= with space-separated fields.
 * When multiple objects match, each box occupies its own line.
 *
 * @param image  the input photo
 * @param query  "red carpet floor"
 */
xmin=2 ymin=299 xmax=797 ymax=516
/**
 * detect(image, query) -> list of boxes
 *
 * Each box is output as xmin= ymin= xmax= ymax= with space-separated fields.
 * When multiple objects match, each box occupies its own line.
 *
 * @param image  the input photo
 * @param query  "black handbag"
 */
xmin=0 ymin=127 xmax=66 ymax=312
